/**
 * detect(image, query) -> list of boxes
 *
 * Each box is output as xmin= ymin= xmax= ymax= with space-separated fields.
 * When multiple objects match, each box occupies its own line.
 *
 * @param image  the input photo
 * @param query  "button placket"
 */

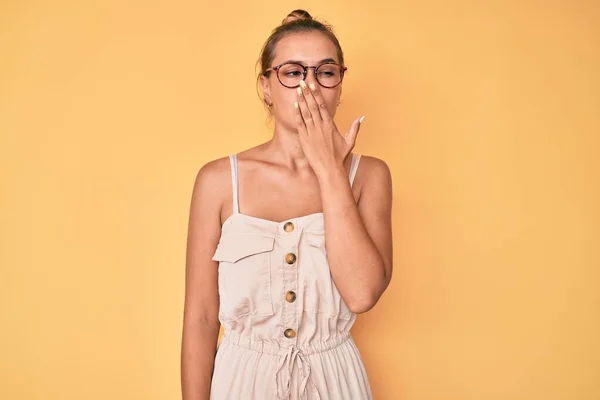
xmin=280 ymin=220 xmax=300 ymax=342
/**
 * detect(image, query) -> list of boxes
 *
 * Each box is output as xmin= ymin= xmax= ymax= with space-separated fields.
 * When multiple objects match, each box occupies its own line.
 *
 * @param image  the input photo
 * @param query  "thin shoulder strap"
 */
xmin=349 ymin=153 xmax=362 ymax=188
xmin=228 ymin=154 xmax=239 ymax=214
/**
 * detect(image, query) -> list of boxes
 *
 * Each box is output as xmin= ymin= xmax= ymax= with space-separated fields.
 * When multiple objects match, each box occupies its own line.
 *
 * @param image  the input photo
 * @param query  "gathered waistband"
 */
xmin=219 ymin=330 xmax=352 ymax=356
xmin=219 ymin=330 xmax=355 ymax=400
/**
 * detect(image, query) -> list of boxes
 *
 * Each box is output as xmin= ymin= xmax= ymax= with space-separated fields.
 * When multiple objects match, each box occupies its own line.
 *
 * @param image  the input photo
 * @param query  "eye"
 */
xmin=278 ymin=64 xmax=304 ymax=78
xmin=317 ymin=65 xmax=340 ymax=78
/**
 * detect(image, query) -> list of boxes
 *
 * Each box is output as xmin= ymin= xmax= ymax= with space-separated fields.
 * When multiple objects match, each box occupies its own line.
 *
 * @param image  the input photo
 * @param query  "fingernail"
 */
xmin=294 ymin=101 xmax=298 ymax=108
xmin=297 ymin=87 xmax=302 ymax=95
xmin=300 ymin=80 xmax=307 ymax=89
xmin=359 ymin=116 xmax=365 ymax=124
xmin=309 ymin=83 xmax=316 ymax=91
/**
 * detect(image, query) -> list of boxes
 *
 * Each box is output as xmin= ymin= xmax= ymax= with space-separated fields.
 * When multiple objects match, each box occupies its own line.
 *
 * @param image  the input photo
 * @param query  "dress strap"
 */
xmin=228 ymin=154 xmax=240 ymax=214
xmin=349 ymin=153 xmax=362 ymax=188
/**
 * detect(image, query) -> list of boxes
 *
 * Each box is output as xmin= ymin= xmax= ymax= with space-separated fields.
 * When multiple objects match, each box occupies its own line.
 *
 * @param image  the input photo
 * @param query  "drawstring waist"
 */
xmin=219 ymin=330 xmax=352 ymax=400
xmin=275 ymin=344 xmax=319 ymax=399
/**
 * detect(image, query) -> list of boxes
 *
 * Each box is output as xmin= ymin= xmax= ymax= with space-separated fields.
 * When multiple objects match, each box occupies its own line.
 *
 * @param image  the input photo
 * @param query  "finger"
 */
xmin=293 ymin=101 xmax=309 ymax=136
xmin=296 ymin=86 xmax=314 ymax=127
xmin=300 ymin=80 xmax=322 ymax=123
xmin=344 ymin=116 xmax=364 ymax=148
xmin=308 ymin=82 xmax=333 ymax=123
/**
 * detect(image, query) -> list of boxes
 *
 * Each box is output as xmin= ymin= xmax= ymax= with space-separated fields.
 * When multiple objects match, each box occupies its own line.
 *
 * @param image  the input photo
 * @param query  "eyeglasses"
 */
xmin=264 ymin=61 xmax=347 ymax=89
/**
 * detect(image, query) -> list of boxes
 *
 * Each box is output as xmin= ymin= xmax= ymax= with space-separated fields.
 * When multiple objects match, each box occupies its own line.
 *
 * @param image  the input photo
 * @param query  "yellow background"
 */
xmin=1 ymin=1 xmax=598 ymax=399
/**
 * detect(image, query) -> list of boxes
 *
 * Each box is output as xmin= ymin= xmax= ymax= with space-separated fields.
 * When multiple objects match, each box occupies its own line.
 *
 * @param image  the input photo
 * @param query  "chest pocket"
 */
xmin=303 ymin=233 xmax=352 ymax=321
xmin=212 ymin=234 xmax=275 ymax=322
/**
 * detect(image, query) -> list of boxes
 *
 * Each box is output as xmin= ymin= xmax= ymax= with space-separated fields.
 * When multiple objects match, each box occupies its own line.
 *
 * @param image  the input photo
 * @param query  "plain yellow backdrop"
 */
xmin=1 ymin=1 xmax=598 ymax=399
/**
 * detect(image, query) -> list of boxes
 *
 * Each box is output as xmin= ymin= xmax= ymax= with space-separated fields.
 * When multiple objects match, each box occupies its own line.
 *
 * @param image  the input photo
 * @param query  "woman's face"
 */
xmin=262 ymin=31 xmax=343 ymax=131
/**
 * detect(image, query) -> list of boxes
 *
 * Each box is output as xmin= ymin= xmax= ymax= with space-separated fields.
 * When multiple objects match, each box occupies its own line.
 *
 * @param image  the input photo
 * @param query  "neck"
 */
xmin=266 ymin=122 xmax=311 ymax=169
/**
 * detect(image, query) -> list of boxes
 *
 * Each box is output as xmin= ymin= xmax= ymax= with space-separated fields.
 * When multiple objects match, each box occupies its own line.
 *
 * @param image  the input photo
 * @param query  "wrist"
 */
xmin=316 ymin=164 xmax=347 ymax=187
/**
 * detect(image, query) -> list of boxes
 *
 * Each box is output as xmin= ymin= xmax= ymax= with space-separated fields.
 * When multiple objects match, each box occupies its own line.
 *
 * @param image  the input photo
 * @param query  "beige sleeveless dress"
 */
xmin=209 ymin=154 xmax=373 ymax=400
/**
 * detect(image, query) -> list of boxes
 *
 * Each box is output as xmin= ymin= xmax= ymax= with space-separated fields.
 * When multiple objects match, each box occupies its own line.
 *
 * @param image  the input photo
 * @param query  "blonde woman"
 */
xmin=181 ymin=9 xmax=393 ymax=400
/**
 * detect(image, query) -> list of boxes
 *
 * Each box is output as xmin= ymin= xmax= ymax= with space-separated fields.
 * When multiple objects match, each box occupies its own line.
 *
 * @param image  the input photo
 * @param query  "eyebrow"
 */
xmin=283 ymin=58 xmax=338 ymax=65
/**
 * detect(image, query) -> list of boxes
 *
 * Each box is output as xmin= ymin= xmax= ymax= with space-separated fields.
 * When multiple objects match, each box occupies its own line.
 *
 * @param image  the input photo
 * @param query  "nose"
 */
xmin=304 ymin=67 xmax=318 ymax=86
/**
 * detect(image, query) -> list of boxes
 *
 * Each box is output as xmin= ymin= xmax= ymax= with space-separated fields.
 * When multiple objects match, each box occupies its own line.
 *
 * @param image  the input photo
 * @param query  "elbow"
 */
xmin=347 ymin=293 xmax=380 ymax=314
xmin=347 ymin=274 xmax=391 ymax=314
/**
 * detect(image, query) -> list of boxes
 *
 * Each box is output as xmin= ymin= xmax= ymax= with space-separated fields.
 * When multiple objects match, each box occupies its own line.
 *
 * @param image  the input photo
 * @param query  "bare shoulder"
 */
xmin=355 ymin=155 xmax=393 ymax=238
xmin=357 ymin=155 xmax=391 ymax=175
xmin=189 ymin=156 xmax=233 ymax=221
xmin=354 ymin=154 xmax=393 ymax=195
xmin=193 ymin=156 xmax=231 ymax=193
xmin=191 ymin=144 xmax=268 ymax=221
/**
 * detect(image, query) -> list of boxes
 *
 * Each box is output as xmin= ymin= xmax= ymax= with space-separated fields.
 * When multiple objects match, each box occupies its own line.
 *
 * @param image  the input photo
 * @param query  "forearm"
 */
xmin=318 ymin=166 xmax=387 ymax=313
xmin=181 ymin=319 xmax=220 ymax=400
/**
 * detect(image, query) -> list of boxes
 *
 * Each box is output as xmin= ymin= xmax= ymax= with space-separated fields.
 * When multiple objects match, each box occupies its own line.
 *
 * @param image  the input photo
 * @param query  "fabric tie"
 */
xmin=275 ymin=345 xmax=321 ymax=400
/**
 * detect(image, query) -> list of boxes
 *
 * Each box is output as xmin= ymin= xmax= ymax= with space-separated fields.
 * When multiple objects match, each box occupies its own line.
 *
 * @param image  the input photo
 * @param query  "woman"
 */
xmin=181 ymin=9 xmax=393 ymax=400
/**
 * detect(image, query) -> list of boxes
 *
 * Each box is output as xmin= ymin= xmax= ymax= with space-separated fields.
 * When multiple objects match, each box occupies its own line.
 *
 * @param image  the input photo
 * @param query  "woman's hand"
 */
xmin=293 ymin=79 xmax=364 ymax=179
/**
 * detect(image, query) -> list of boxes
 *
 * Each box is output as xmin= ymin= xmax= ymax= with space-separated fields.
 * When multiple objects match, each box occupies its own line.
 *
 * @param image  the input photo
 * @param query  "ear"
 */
xmin=260 ymin=74 xmax=272 ymax=106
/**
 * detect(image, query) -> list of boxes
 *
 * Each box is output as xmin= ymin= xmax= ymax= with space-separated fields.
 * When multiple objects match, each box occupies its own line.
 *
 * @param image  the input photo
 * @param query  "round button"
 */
xmin=283 ymin=222 xmax=294 ymax=233
xmin=285 ymin=253 xmax=297 ymax=265
xmin=285 ymin=291 xmax=297 ymax=303
xmin=284 ymin=328 xmax=296 ymax=338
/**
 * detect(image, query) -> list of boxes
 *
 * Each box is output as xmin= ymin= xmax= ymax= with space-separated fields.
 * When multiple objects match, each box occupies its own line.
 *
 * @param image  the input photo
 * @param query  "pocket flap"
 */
xmin=305 ymin=233 xmax=327 ymax=254
xmin=212 ymin=235 xmax=275 ymax=263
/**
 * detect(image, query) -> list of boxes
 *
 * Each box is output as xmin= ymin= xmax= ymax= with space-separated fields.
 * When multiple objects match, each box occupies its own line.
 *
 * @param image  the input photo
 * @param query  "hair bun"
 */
xmin=282 ymin=9 xmax=312 ymax=24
